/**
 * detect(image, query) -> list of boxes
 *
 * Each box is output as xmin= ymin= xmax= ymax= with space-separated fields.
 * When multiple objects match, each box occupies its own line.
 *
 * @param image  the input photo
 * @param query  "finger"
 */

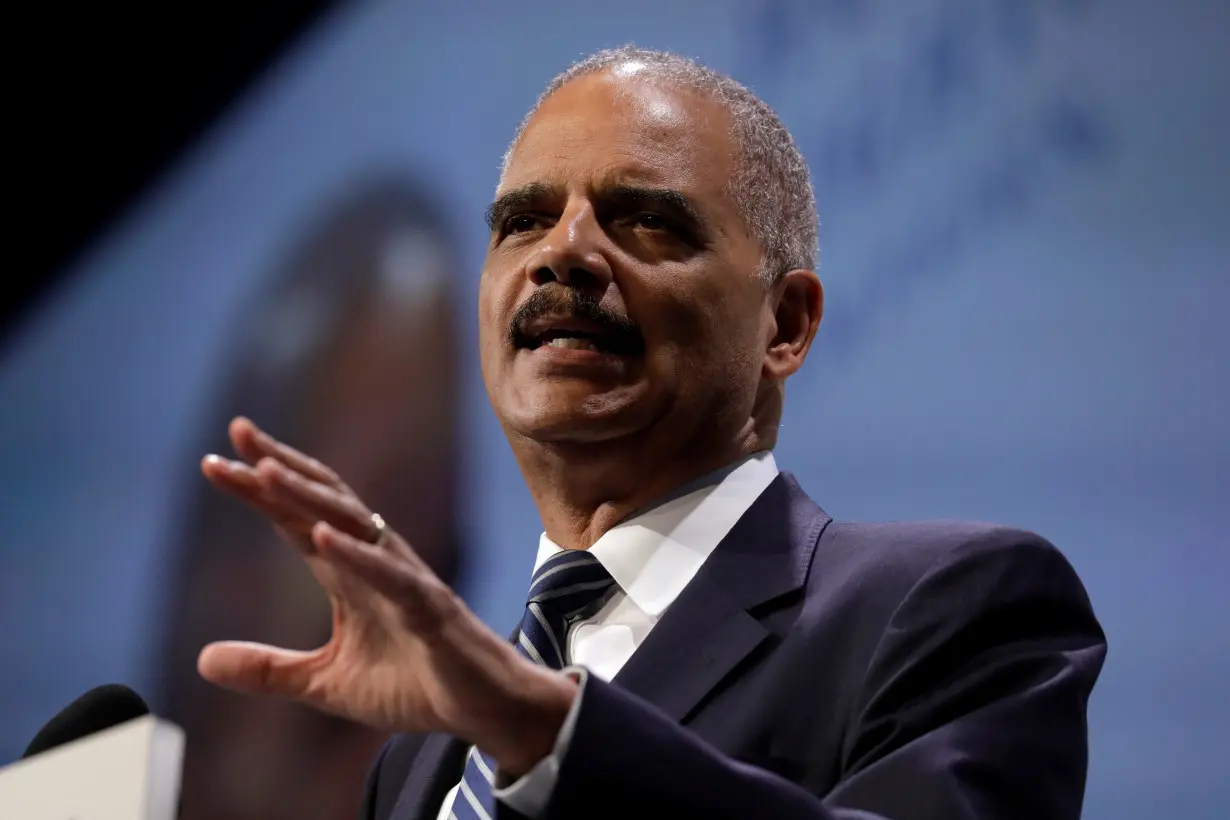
xmin=229 ymin=417 xmax=347 ymax=489
xmin=256 ymin=457 xmax=377 ymax=542
xmin=313 ymin=522 xmax=450 ymax=631
xmin=198 ymin=640 xmax=320 ymax=699
xmin=201 ymin=454 xmax=311 ymax=535
xmin=202 ymin=453 xmax=263 ymax=497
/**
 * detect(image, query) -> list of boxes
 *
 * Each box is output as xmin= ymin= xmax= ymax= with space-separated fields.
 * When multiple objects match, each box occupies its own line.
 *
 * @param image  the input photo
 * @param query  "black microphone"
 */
xmin=22 ymin=684 xmax=150 ymax=759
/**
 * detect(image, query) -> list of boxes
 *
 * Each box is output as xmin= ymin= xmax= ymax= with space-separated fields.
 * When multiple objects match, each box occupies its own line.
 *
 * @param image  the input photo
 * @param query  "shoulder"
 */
xmin=823 ymin=518 xmax=1070 ymax=572
xmin=805 ymin=516 xmax=1093 ymax=618
xmin=793 ymin=515 xmax=1103 ymax=692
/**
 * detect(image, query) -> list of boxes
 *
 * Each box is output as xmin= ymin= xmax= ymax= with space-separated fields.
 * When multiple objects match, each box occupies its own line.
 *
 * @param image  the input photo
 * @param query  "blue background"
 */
xmin=1 ymin=1 xmax=1226 ymax=817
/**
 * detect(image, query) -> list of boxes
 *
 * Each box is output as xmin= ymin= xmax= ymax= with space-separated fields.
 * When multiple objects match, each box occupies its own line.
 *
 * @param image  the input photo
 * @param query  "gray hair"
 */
xmin=502 ymin=46 xmax=818 ymax=284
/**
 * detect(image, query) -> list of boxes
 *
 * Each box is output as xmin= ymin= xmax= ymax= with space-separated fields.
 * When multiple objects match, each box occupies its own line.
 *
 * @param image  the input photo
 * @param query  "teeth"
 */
xmin=546 ymin=337 xmax=597 ymax=351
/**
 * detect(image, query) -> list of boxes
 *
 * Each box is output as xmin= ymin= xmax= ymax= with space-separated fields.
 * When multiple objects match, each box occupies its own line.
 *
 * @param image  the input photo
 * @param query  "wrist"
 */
xmin=481 ymin=663 xmax=578 ymax=779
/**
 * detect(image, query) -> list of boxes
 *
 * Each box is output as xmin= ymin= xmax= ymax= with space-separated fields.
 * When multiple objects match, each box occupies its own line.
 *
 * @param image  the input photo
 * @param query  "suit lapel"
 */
xmin=390 ymin=732 xmax=467 ymax=820
xmin=393 ymin=627 xmax=524 ymax=818
xmin=612 ymin=473 xmax=829 ymax=724
xmin=391 ymin=474 xmax=828 ymax=815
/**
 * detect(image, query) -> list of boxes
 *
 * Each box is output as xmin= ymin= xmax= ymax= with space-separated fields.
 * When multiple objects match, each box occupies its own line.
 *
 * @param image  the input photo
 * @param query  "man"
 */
xmin=197 ymin=47 xmax=1106 ymax=819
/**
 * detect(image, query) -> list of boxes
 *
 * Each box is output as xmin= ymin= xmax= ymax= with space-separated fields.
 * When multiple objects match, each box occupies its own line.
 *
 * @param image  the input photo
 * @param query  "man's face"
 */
xmin=479 ymin=70 xmax=769 ymax=447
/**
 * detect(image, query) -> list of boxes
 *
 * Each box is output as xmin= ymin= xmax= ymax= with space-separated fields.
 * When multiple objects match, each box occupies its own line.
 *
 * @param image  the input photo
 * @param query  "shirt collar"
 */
xmin=533 ymin=451 xmax=779 ymax=617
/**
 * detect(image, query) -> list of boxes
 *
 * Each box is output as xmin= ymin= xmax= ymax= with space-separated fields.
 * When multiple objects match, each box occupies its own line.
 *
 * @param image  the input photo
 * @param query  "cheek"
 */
xmin=475 ymin=285 xmax=505 ymax=386
xmin=476 ymin=274 xmax=508 ymax=344
xmin=654 ymin=283 xmax=753 ymax=363
xmin=648 ymin=284 xmax=714 ymax=348
xmin=477 ymin=261 xmax=526 ymax=340
xmin=642 ymin=307 xmax=723 ymax=406
xmin=650 ymin=288 xmax=764 ymax=398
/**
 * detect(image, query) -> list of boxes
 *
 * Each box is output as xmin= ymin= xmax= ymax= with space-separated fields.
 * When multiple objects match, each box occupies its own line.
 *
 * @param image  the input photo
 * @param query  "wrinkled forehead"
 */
xmin=501 ymin=72 xmax=737 ymax=204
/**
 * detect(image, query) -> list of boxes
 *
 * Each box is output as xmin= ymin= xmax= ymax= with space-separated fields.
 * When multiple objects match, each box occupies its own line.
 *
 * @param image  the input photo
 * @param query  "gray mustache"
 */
xmin=509 ymin=287 xmax=642 ymax=351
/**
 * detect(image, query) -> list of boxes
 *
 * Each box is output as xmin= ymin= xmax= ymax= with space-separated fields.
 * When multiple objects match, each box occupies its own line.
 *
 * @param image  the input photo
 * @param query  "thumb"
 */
xmin=198 ymin=641 xmax=319 ymax=699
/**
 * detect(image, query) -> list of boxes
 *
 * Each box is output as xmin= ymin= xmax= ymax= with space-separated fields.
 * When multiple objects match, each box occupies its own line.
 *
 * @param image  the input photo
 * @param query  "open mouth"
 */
xmin=515 ymin=317 xmax=643 ymax=357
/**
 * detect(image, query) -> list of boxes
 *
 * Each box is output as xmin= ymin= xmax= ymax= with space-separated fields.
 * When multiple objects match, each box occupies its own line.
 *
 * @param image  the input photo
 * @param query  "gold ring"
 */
xmin=369 ymin=513 xmax=388 ymax=547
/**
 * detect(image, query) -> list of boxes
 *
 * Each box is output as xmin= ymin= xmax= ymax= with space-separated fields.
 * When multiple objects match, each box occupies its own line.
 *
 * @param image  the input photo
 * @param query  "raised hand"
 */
xmin=196 ymin=417 xmax=573 ymax=775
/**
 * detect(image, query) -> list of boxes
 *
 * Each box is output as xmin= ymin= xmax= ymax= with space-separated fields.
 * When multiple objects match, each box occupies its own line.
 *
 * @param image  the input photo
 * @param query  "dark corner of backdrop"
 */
xmin=5 ymin=2 xmax=341 ymax=348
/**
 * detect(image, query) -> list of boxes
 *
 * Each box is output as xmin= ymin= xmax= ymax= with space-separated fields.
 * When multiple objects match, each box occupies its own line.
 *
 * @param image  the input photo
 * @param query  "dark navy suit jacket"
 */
xmin=360 ymin=473 xmax=1106 ymax=819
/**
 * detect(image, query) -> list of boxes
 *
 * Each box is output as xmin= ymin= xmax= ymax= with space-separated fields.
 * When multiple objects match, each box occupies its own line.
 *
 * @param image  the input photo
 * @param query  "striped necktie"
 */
xmin=450 ymin=550 xmax=616 ymax=820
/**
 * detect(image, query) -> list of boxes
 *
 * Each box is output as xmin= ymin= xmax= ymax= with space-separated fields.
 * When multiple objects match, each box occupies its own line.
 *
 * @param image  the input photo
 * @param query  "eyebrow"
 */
xmin=600 ymin=184 xmax=706 ymax=233
xmin=485 ymin=182 xmax=555 ymax=232
xmin=484 ymin=182 xmax=709 ymax=238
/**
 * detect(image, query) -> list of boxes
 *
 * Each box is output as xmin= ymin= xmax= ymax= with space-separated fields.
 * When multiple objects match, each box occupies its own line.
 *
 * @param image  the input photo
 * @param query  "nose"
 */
xmin=523 ymin=201 xmax=613 ymax=289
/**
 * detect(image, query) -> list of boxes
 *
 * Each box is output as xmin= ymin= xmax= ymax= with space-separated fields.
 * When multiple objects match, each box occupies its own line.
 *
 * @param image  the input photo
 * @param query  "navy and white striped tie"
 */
xmin=450 ymin=549 xmax=616 ymax=820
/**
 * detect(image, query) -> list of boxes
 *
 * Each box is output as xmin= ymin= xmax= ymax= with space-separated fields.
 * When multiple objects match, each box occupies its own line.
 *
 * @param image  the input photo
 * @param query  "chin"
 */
xmin=501 ymin=384 xmax=660 ymax=445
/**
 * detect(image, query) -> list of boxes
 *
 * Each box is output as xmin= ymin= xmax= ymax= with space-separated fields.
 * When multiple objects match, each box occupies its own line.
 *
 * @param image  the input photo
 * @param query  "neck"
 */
xmin=512 ymin=420 xmax=773 ymax=549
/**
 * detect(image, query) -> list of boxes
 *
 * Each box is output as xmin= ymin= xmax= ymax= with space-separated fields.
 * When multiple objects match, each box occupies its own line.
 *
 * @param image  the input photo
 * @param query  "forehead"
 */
xmin=502 ymin=72 xmax=736 ymax=199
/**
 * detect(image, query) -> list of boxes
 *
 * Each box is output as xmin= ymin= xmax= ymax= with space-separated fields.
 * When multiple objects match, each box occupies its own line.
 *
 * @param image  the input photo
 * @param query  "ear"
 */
xmin=762 ymin=269 xmax=823 ymax=380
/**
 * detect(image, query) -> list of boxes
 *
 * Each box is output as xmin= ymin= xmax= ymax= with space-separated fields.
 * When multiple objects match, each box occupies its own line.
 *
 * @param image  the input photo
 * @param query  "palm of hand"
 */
xmin=196 ymin=417 xmax=531 ymax=744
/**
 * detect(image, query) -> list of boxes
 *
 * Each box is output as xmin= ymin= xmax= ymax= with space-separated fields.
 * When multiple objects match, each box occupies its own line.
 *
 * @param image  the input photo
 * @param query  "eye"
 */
xmin=504 ymin=214 xmax=544 ymax=235
xmin=631 ymin=212 xmax=669 ymax=231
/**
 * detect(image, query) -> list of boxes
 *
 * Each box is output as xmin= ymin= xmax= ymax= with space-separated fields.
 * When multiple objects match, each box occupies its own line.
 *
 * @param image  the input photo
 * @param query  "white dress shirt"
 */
xmin=437 ymin=451 xmax=779 ymax=819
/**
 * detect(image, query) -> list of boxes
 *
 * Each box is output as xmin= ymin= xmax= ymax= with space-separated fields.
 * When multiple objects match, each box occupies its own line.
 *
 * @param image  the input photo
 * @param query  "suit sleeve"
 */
xmin=540 ymin=533 xmax=1107 ymax=820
